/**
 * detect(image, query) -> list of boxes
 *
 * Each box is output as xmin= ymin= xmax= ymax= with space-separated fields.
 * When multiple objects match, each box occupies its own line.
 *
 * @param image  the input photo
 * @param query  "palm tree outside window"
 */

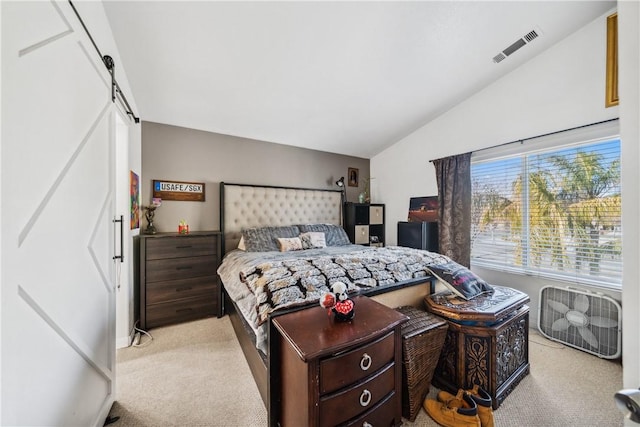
xmin=470 ymin=122 xmax=621 ymax=289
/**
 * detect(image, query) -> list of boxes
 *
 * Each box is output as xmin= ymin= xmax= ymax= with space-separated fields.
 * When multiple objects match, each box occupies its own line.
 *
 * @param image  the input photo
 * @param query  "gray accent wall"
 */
xmin=141 ymin=121 xmax=369 ymax=234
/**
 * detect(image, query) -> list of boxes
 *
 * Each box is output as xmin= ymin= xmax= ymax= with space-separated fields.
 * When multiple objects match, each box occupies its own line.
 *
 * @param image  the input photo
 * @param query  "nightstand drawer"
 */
xmin=146 ymin=235 xmax=218 ymax=260
xmin=146 ymin=255 xmax=217 ymax=283
xmin=146 ymin=296 xmax=217 ymax=328
xmin=146 ymin=276 xmax=218 ymax=305
xmin=320 ymin=331 xmax=395 ymax=394
xmin=344 ymin=392 xmax=396 ymax=427
xmin=319 ymin=363 xmax=395 ymax=427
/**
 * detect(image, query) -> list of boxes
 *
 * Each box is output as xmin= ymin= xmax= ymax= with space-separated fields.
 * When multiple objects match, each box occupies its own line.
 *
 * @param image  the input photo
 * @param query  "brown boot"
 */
xmin=424 ymin=391 xmax=481 ymax=427
xmin=437 ymin=386 xmax=494 ymax=427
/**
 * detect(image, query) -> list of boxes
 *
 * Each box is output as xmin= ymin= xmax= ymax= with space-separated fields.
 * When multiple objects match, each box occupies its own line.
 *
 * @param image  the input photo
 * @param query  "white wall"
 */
xmin=619 ymin=0 xmax=640 ymax=399
xmin=373 ymin=9 xmax=618 ymax=247
xmin=114 ymin=113 xmax=142 ymax=349
xmin=125 ymin=119 xmax=142 ymax=348
xmin=372 ymin=9 xmax=622 ymax=324
xmin=0 ymin=2 xmax=3 ymax=422
xmin=76 ymin=1 xmax=143 ymax=350
xmin=374 ymin=4 xmax=640 ymax=410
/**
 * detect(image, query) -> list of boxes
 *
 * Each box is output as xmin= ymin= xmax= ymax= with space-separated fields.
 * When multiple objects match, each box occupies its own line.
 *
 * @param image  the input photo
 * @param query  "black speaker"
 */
xmin=397 ymin=221 xmax=438 ymax=252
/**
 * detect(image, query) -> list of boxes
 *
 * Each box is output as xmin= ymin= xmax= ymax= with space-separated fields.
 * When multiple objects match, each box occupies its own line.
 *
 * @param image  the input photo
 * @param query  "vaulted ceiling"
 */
xmin=103 ymin=1 xmax=615 ymax=158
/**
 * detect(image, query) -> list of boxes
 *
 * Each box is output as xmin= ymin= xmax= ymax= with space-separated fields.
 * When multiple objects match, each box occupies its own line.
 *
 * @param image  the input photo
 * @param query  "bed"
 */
xmin=217 ymin=182 xmax=444 ymax=424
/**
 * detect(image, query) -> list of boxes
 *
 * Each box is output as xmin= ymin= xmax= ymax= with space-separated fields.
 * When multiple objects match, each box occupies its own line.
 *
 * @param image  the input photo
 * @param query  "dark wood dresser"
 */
xmin=135 ymin=231 xmax=222 ymax=330
xmin=271 ymin=296 xmax=407 ymax=427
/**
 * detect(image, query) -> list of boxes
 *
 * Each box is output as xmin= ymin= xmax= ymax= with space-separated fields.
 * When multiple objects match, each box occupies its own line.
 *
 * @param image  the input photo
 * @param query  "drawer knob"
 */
xmin=360 ymin=353 xmax=372 ymax=371
xmin=363 ymin=423 xmax=373 ymax=427
xmin=359 ymin=389 xmax=372 ymax=407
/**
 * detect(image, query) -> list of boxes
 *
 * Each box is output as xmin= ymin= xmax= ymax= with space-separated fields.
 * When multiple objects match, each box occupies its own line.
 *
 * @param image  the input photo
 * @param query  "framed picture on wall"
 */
xmin=605 ymin=12 xmax=618 ymax=107
xmin=130 ymin=170 xmax=140 ymax=229
xmin=348 ymin=167 xmax=359 ymax=187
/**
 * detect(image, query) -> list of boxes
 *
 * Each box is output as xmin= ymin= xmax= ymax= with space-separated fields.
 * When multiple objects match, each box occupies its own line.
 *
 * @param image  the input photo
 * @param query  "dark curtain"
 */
xmin=433 ymin=152 xmax=472 ymax=267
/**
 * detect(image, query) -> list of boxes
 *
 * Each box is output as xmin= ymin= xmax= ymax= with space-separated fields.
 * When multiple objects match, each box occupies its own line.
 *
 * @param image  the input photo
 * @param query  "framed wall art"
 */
xmin=605 ymin=12 xmax=618 ymax=107
xmin=348 ymin=167 xmax=359 ymax=187
xmin=130 ymin=170 xmax=140 ymax=229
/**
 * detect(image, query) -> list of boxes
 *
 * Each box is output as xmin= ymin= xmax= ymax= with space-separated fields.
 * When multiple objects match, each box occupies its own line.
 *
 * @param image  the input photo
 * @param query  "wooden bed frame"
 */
xmin=219 ymin=182 xmax=434 ymax=425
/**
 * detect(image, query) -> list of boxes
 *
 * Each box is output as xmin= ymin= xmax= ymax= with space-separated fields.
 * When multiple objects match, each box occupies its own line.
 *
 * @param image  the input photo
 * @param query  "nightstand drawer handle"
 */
xmin=176 ymin=308 xmax=193 ymax=313
xmin=363 ymin=423 xmax=373 ymax=427
xmin=176 ymin=245 xmax=193 ymax=249
xmin=176 ymin=266 xmax=193 ymax=270
xmin=359 ymin=389 xmax=372 ymax=407
xmin=176 ymin=287 xmax=193 ymax=292
xmin=360 ymin=353 xmax=372 ymax=371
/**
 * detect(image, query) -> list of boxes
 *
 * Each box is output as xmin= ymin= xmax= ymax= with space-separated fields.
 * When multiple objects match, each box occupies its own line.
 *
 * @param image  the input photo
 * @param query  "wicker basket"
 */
xmin=396 ymin=305 xmax=448 ymax=422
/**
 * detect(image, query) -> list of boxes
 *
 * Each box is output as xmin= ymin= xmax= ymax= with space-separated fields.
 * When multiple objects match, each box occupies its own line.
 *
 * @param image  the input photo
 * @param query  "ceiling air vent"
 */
xmin=493 ymin=53 xmax=506 ymax=63
xmin=493 ymin=28 xmax=542 ymax=64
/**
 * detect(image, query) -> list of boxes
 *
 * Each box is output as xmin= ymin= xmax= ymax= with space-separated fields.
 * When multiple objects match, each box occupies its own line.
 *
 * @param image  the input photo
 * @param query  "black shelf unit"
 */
xmin=343 ymin=203 xmax=385 ymax=246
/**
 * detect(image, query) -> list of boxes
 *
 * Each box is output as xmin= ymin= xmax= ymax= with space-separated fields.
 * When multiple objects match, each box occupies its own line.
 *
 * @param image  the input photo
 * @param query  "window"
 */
xmin=471 ymin=122 xmax=621 ymax=289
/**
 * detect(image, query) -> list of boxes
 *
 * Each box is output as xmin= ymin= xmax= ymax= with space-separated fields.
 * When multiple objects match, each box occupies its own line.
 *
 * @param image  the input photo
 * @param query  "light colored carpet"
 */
xmin=111 ymin=317 xmax=623 ymax=427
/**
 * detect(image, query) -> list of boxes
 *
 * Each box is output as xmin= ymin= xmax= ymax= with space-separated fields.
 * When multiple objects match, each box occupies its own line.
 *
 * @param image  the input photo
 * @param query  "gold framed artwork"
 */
xmin=605 ymin=12 xmax=618 ymax=107
xmin=348 ymin=167 xmax=359 ymax=187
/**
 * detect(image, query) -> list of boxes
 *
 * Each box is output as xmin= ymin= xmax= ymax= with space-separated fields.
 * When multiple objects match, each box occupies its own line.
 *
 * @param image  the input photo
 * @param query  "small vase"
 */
xmin=358 ymin=193 xmax=365 ymax=203
xmin=145 ymin=222 xmax=157 ymax=235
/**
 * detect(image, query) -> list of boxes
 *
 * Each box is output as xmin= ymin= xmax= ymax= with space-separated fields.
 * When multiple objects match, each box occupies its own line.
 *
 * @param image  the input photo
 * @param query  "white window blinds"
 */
xmin=471 ymin=121 xmax=621 ymax=289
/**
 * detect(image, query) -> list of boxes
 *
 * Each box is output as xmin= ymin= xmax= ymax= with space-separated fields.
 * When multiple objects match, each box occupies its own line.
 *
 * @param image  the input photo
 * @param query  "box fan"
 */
xmin=538 ymin=286 xmax=621 ymax=359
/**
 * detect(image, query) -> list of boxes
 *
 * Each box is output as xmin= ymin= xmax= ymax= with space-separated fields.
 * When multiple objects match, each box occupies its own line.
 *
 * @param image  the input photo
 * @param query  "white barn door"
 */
xmin=2 ymin=2 xmax=121 ymax=425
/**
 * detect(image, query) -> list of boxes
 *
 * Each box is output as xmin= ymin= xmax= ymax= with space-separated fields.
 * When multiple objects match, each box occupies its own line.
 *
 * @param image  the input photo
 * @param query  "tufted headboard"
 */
xmin=219 ymin=182 xmax=343 ymax=254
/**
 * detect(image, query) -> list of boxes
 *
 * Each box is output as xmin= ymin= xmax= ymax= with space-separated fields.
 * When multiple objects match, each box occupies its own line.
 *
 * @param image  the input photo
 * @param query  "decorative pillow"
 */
xmin=297 ymin=224 xmax=350 ymax=246
xmin=237 ymin=236 xmax=246 ymax=251
xmin=241 ymin=225 xmax=301 ymax=252
xmin=427 ymin=260 xmax=494 ymax=300
xmin=299 ymin=232 xmax=327 ymax=249
xmin=277 ymin=237 xmax=303 ymax=252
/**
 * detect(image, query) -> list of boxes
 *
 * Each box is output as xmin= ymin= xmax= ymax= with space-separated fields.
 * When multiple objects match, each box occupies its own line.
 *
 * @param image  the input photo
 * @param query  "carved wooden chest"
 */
xmin=424 ymin=285 xmax=530 ymax=409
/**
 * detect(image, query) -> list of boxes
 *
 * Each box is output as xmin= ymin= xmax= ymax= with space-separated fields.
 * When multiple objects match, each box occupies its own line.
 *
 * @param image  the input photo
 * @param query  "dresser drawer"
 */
xmin=146 ymin=295 xmax=217 ymax=328
xmin=320 ymin=331 xmax=395 ymax=394
xmin=319 ymin=363 xmax=395 ymax=427
xmin=146 ymin=255 xmax=217 ymax=283
xmin=146 ymin=235 xmax=218 ymax=260
xmin=344 ymin=392 xmax=397 ymax=427
xmin=146 ymin=276 xmax=218 ymax=305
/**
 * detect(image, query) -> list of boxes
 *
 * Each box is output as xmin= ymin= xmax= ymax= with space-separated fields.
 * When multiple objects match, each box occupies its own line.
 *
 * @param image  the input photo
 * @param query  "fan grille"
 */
xmin=538 ymin=286 xmax=621 ymax=359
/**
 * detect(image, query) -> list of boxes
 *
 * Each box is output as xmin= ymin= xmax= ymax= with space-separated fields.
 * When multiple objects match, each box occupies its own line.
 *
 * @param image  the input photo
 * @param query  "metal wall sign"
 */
xmin=153 ymin=179 xmax=205 ymax=201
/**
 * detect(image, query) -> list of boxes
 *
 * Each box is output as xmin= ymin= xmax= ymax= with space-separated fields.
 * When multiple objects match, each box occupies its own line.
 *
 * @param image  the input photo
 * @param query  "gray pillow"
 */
xmin=242 ymin=225 xmax=301 ymax=252
xmin=427 ymin=260 xmax=494 ymax=300
xmin=297 ymin=224 xmax=351 ymax=246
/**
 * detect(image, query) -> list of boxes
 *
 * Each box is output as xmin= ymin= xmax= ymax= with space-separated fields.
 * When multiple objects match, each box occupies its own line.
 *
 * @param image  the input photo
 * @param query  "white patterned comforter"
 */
xmin=218 ymin=245 xmax=447 ymax=353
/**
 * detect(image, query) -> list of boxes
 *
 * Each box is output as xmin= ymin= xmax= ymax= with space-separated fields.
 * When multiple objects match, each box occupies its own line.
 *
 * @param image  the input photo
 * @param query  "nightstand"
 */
xmin=272 ymin=296 xmax=407 ymax=426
